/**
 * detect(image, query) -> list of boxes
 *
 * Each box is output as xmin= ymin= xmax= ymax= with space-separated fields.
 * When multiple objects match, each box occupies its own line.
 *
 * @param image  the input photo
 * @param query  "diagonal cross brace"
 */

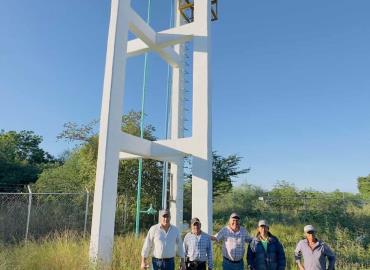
xmin=127 ymin=8 xmax=194 ymax=67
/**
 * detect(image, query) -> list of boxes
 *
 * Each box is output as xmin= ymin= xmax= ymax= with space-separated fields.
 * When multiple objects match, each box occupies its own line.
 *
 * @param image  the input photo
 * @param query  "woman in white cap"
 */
xmin=247 ymin=220 xmax=286 ymax=270
xmin=295 ymin=225 xmax=335 ymax=270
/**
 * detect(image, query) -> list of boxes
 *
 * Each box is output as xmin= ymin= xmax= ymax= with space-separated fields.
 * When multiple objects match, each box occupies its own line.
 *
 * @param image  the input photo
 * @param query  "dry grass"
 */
xmin=0 ymin=227 xmax=368 ymax=270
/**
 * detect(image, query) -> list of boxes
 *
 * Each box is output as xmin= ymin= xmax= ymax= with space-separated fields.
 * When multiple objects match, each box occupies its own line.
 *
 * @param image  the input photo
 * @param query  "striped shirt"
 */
xmin=183 ymin=231 xmax=213 ymax=269
xmin=215 ymin=226 xmax=251 ymax=261
xmin=141 ymin=224 xmax=185 ymax=259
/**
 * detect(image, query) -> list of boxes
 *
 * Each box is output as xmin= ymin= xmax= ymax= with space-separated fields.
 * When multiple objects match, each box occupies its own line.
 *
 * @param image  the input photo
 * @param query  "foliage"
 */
xmin=358 ymin=174 xmax=370 ymax=199
xmin=213 ymin=182 xmax=370 ymax=255
xmin=0 ymin=130 xmax=56 ymax=191
xmin=35 ymin=137 xmax=98 ymax=193
xmin=268 ymin=181 xmax=302 ymax=211
xmin=212 ymin=152 xmax=250 ymax=197
xmin=57 ymin=120 xmax=98 ymax=143
xmin=35 ymin=111 xmax=162 ymax=233
xmin=213 ymin=184 xmax=264 ymax=223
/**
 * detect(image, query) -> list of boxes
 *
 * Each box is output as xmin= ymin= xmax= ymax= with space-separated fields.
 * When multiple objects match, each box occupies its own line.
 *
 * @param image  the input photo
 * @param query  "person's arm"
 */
xmin=141 ymin=228 xmax=154 ymax=269
xmin=213 ymin=227 xmax=224 ymax=243
xmin=245 ymin=228 xmax=253 ymax=243
xmin=294 ymin=241 xmax=304 ymax=270
xmin=324 ymin=243 xmax=336 ymax=270
xmin=276 ymin=240 xmax=286 ymax=270
xmin=246 ymin=243 xmax=254 ymax=270
xmin=141 ymin=256 xmax=149 ymax=270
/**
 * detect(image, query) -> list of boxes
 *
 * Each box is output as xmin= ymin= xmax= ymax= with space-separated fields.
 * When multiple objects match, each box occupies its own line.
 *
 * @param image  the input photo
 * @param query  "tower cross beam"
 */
xmin=118 ymin=131 xmax=187 ymax=162
xmin=127 ymin=22 xmax=195 ymax=58
xmin=128 ymin=8 xmax=195 ymax=67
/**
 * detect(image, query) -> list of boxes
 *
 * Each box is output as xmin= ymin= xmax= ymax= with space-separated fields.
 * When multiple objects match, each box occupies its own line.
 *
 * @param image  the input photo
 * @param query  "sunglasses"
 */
xmin=306 ymin=231 xmax=315 ymax=234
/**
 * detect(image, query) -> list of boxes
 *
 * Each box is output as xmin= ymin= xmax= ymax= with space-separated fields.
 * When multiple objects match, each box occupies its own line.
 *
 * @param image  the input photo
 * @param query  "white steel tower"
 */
xmin=89 ymin=0 xmax=217 ymax=264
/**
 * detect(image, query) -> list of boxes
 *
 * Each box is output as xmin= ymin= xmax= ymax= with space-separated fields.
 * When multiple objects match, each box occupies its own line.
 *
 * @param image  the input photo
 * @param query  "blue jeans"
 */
xmin=152 ymin=257 xmax=175 ymax=270
xmin=222 ymin=258 xmax=244 ymax=270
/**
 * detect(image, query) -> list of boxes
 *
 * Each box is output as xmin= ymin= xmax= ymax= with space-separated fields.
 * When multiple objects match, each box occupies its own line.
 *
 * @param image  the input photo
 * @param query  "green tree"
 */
xmin=268 ymin=181 xmax=304 ymax=211
xmin=35 ymin=111 xmax=162 ymax=232
xmin=212 ymin=152 xmax=250 ymax=197
xmin=0 ymin=130 xmax=56 ymax=191
xmin=358 ymin=175 xmax=370 ymax=199
xmin=57 ymin=120 xmax=98 ymax=143
xmin=213 ymin=184 xmax=265 ymax=225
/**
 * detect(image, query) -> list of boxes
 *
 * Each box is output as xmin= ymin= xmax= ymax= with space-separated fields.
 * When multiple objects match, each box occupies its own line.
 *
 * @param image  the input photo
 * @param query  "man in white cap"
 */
xmin=295 ymin=225 xmax=335 ymax=270
xmin=247 ymin=219 xmax=286 ymax=270
xmin=141 ymin=209 xmax=186 ymax=270
xmin=212 ymin=212 xmax=251 ymax=270
xmin=183 ymin=217 xmax=213 ymax=270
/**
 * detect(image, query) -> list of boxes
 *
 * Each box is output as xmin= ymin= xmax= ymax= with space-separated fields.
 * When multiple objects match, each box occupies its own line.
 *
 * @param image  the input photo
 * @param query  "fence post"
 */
xmin=25 ymin=185 xmax=32 ymax=242
xmin=83 ymin=188 xmax=90 ymax=237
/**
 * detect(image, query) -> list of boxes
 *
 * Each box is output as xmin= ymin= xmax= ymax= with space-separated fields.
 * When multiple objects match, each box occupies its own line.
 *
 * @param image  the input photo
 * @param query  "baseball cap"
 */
xmin=159 ymin=209 xmax=170 ymax=217
xmin=191 ymin=217 xmax=201 ymax=225
xmin=304 ymin=225 xmax=316 ymax=233
xmin=258 ymin=220 xmax=269 ymax=227
xmin=230 ymin=212 xmax=240 ymax=220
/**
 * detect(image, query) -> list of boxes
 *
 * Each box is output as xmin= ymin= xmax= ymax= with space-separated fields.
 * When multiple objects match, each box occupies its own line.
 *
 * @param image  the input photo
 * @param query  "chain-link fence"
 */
xmin=0 ymin=187 xmax=91 ymax=244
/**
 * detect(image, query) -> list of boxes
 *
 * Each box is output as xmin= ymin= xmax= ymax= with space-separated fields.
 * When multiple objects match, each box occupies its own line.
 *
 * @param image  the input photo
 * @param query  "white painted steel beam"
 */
xmin=169 ymin=0 xmax=185 ymax=232
xmin=191 ymin=0 xmax=213 ymax=234
xmin=128 ymin=9 xmax=182 ymax=67
xmin=118 ymin=152 xmax=140 ymax=160
xmin=119 ymin=151 xmax=183 ymax=163
xmin=119 ymin=132 xmax=151 ymax=157
xmin=155 ymin=138 xmax=193 ymax=155
xmin=89 ymin=0 xmax=131 ymax=264
xmin=169 ymin=159 xmax=184 ymax=230
xmin=127 ymin=23 xmax=195 ymax=57
xmin=118 ymin=133 xmax=187 ymax=161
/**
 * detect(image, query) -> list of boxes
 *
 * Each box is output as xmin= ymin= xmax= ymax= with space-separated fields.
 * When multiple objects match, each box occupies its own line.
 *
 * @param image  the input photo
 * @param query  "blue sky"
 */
xmin=1 ymin=0 xmax=370 ymax=193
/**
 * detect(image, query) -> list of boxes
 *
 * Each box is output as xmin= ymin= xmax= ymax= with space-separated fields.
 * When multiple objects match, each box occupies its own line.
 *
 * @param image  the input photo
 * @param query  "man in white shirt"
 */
xmin=141 ymin=209 xmax=186 ymax=270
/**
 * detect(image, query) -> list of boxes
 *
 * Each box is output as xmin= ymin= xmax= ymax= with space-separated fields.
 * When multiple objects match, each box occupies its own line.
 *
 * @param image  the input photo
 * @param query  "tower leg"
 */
xmin=191 ymin=0 xmax=212 ymax=234
xmin=89 ymin=0 xmax=131 ymax=264
xmin=169 ymin=159 xmax=184 ymax=229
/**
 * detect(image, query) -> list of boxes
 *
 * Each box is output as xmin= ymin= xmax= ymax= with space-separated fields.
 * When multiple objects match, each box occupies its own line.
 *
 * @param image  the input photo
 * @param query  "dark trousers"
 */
xmin=185 ymin=260 xmax=206 ymax=270
xmin=222 ymin=257 xmax=244 ymax=270
xmin=152 ymin=257 xmax=175 ymax=270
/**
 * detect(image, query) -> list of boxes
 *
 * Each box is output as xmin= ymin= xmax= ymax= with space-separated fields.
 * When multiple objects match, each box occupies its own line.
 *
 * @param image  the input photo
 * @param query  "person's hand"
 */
xmin=141 ymin=261 xmax=149 ymax=269
xmin=298 ymin=265 xmax=305 ymax=270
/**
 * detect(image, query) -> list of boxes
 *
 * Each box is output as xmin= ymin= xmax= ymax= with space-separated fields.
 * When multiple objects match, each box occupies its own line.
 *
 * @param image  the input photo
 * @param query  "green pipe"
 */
xmin=135 ymin=0 xmax=152 ymax=237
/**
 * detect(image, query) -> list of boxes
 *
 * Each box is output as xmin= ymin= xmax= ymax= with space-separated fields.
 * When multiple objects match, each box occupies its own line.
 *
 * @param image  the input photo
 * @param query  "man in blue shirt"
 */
xmin=183 ymin=217 xmax=213 ymax=270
